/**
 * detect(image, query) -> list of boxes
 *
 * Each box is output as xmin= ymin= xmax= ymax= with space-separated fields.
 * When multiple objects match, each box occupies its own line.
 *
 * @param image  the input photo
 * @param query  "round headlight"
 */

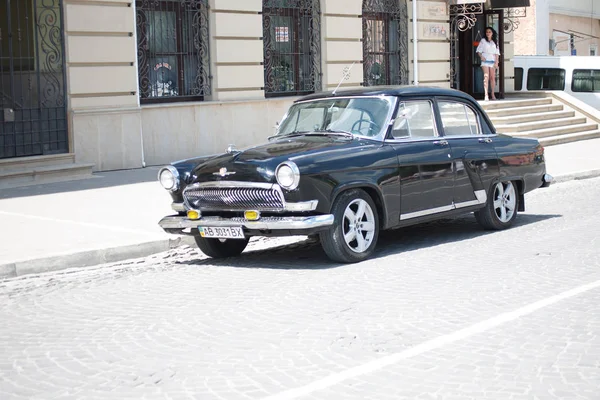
xmin=276 ymin=161 xmax=300 ymax=190
xmin=158 ymin=166 xmax=180 ymax=191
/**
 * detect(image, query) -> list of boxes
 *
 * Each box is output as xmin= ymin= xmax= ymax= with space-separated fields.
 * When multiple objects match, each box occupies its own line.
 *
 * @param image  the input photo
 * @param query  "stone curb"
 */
xmin=1 ymin=169 xmax=599 ymax=280
xmin=0 ymin=236 xmax=195 ymax=279
xmin=553 ymin=169 xmax=600 ymax=184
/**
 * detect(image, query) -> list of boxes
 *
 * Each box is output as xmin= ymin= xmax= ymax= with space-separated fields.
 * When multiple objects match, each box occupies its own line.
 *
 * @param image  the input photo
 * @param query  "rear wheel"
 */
xmin=320 ymin=189 xmax=379 ymax=263
xmin=194 ymin=236 xmax=250 ymax=258
xmin=475 ymin=180 xmax=519 ymax=230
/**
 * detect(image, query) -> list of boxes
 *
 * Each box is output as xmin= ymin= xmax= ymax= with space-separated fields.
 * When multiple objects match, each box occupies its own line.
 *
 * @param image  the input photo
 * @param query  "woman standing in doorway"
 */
xmin=476 ymin=27 xmax=500 ymax=101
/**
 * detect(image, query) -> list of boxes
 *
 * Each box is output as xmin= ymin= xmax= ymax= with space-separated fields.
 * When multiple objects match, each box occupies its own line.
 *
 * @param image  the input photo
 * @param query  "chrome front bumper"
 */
xmin=159 ymin=214 xmax=334 ymax=231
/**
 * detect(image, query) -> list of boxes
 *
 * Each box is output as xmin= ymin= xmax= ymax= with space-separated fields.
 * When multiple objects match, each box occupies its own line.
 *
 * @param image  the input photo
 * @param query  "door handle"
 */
xmin=433 ymin=140 xmax=449 ymax=147
xmin=479 ymin=137 xmax=493 ymax=144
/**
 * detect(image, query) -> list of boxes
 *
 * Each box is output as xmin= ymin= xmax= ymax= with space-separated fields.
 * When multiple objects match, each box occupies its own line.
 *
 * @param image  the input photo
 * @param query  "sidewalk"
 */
xmin=1 ymin=138 xmax=600 ymax=279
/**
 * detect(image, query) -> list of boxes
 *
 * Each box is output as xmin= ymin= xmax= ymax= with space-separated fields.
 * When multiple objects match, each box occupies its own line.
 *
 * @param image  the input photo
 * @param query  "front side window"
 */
xmin=438 ymin=101 xmax=480 ymax=136
xmin=391 ymin=101 xmax=436 ymax=139
xmin=277 ymin=97 xmax=395 ymax=138
xmin=136 ymin=0 xmax=211 ymax=103
xmin=572 ymin=69 xmax=600 ymax=93
xmin=526 ymin=68 xmax=565 ymax=91
xmin=362 ymin=0 xmax=409 ymax=86
xmin=263 ymin=0 xmax=321 ymax=97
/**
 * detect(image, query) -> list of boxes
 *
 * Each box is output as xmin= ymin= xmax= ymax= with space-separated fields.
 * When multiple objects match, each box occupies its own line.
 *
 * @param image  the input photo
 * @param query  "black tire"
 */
xmin=475 ymin=180 xmax=519 ymax=230
xmin=320 ymin=189 xmax=380 ymax=263
xmin=194 ymin=236 xmax=250 ymax=259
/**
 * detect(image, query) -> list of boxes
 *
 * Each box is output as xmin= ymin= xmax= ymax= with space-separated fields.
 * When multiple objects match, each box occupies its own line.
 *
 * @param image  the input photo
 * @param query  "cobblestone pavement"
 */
xmin=0 ymin=177 xmax=599 ymax=400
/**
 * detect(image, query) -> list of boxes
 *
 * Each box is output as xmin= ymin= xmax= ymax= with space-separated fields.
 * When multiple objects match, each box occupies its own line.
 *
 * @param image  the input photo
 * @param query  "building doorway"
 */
xmin=452 ymin=8 xmax=505 ymax=100
xmin=0 ymin=0 xmax=68 ymax=159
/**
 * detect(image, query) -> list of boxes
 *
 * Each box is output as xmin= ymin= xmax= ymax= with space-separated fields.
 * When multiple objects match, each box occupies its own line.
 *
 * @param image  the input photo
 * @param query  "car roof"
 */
xmin=296 ymin=85 xmax=477 ymax=103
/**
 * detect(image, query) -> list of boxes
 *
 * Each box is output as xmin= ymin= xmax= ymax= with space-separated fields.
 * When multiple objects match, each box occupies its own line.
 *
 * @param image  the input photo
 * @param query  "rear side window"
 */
xmin=514 ymin=67 xmax=523 ymax=91
xmin=572 ymin=69 xmax=600 ymax=92
xmin=438 ymin=101 xmax=480 ymax=136
xmin=527 ymin=68 xmax=565 ymax=90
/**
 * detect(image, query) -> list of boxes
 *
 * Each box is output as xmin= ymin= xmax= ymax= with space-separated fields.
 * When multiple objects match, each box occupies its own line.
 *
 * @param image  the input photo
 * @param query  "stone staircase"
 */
xmin=0 ymin=153 xmax=94 ymax=190
xmin=480 ymin=97 xmax=600 ymax=146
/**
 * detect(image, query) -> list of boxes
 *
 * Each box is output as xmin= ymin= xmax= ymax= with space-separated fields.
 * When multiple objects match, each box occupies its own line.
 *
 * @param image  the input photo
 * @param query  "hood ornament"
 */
xmin=213 ymin=167 xmax=236 ymax=177
xmin=226 ymin=144 xmax=238 ymax=154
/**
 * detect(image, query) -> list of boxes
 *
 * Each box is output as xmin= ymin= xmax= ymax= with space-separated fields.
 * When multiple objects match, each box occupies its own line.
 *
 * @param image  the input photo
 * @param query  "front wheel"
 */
xmin=475 ymin=180 xmax=519 ymax=230
xmin=194 ymin=236 xmax=250 ymax=259
xmin=320 ymin=189 xmax=380 ymax=263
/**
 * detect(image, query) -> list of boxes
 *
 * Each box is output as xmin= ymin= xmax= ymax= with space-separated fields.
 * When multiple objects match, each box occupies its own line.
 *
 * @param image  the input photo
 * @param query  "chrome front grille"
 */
xmin=183 ymin=183 xmax=285 ymax=211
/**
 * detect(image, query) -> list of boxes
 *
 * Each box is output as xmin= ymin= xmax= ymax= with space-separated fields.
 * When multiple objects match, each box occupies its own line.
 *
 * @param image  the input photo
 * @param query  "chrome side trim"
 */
xmin=400 ymin=204 xmax=454 ymax=220
xmin=386 ymin=134 xmax=498 ymax=144
xmin=171 ymin=202 xmax=186 ymax=212
xmin=400 ymin=190 xmax=487 ymax=220
xmin=474 ymin=189 xmax=487 ymax=204
xmin=159 ymin=215 xmax=334 ymax=231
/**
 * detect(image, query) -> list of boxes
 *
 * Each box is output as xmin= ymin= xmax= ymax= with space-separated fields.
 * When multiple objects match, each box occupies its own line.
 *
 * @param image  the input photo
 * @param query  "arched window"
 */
xmin=362 ymin=0 xmax=409 ymax=86
xmin=263 ymin=0 xmax=322 ymax=97
xmin=136 ymin=0 xmax=211 ymax=103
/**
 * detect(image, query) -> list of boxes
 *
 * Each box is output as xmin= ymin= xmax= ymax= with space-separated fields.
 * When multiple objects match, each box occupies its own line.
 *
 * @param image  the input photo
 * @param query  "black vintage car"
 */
xmin=158 ymin=86 xmax=553 ymax=263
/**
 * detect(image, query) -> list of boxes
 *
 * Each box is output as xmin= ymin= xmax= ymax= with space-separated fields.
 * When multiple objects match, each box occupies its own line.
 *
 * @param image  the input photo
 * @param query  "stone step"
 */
xmin=490 ymin=110 xmax=575 ymax=125
xmin=495 ymin=116 xmax=587 ymax=134
xmin=0 ymin=153 xmax=76 ymax=170
xmin=0 ymin=162 xmax=95 ymax=190
xmin=480 ymin=97 xmax=552 ymax=111
xmin=485 ymin=103 xmax=564 ymax=117
xmin=539 ymin=129 xmax=600 ymax=147
xmin=509 ymin=122 xmax=599 ymax=139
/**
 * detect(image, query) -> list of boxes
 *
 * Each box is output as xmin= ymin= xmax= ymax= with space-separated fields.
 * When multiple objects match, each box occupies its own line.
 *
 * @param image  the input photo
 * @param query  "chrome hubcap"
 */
xmin=492 ymin=181 xmax=516 ymax=223
xmin=342 ymin=199 xmax=376 ymax=253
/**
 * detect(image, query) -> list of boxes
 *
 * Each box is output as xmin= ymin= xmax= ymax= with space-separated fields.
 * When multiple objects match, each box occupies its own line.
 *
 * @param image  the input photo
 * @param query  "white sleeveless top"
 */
xmin=476 ymin=39 xmax=500 ymax=61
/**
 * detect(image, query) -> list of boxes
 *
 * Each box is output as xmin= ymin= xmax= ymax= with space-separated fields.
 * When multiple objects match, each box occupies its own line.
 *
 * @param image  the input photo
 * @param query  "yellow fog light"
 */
xmin=244 ymin=210 xmax=261 ymax=221
xmin=187 ymin=210 xmax=201 ymax=220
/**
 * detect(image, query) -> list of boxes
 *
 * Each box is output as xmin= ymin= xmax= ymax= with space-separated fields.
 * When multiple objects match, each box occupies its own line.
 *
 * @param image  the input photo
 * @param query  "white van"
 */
xmin=513 ymin=55 xmax=600 ymax=110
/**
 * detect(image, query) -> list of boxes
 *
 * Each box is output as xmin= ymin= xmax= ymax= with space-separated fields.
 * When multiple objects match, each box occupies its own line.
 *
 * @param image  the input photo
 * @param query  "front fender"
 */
xmin=331 ymin=180 xmax=395 ymax=231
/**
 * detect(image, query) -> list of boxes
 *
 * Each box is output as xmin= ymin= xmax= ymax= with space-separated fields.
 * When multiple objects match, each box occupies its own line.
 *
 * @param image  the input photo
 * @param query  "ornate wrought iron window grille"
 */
xmin=362 ymin=0 xmax=409 ymax=87
xmin=0 ymin=0 xmax=68 ymax=159
xmin=262 ymin=0 xmax=321 ymax=98
xmin=136 ymin=0 xmax=210 ymax=104
xmin=502 ymin=7 xmax=526 ymax=33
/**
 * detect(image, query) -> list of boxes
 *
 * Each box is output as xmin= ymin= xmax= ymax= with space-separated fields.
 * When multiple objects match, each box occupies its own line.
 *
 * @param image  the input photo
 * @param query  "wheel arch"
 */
xmin=490 ymin=176 xmax=525 ymax=212
xmin=331 ymin=182 xmax=388 ymax=230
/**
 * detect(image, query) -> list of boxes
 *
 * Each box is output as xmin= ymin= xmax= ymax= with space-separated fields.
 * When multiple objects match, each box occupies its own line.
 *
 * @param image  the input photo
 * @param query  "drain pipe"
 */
xmin=131 ymin=2 xmax=146 ymax=168
xmin=412 ymin=0 xmax=419 ymax=85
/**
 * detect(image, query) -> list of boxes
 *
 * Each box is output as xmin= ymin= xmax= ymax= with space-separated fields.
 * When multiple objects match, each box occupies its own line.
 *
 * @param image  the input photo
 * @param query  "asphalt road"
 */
xmin=1 ymin=177 xmax=599 ymax=400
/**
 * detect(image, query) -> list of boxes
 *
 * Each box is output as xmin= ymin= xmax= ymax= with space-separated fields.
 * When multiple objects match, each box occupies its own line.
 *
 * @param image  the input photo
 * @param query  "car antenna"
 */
xmin=332 ymin=62 xmax=355 ymax=95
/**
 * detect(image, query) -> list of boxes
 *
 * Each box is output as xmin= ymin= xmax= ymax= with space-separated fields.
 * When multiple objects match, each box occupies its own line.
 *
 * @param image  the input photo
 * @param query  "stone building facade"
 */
xmin=1 ymin=0 xmax=525 ymax=171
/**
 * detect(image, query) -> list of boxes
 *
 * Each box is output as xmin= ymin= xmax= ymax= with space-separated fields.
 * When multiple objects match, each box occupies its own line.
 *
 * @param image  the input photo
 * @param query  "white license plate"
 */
xmin=199 ymin=226 xmax=244 ymax=239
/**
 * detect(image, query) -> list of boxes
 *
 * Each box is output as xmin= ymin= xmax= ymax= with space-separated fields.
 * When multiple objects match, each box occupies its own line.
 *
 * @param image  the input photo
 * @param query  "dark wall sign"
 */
xmin=490 ymin=0 xmax=530 ymax=8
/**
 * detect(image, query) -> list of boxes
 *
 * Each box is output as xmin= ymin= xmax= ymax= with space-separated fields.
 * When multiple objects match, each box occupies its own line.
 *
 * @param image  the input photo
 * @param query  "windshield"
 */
xmin=276 ymin=96 xmax=395 ymax=138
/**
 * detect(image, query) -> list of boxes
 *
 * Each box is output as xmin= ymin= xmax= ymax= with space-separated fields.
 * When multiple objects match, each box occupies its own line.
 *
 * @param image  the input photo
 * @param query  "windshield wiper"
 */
xmin=269 ymin=129 xmax=353 ymax=141
xmin=310 ymin=129 xmax=354 ymax=139
xmin=268 ymin=131 xmax=310 ymax=141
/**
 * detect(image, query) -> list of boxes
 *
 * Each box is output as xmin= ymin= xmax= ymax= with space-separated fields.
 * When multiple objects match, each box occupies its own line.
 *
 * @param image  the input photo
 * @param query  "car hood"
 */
xmin=189 ymin=135 xmax=376 ymax=184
